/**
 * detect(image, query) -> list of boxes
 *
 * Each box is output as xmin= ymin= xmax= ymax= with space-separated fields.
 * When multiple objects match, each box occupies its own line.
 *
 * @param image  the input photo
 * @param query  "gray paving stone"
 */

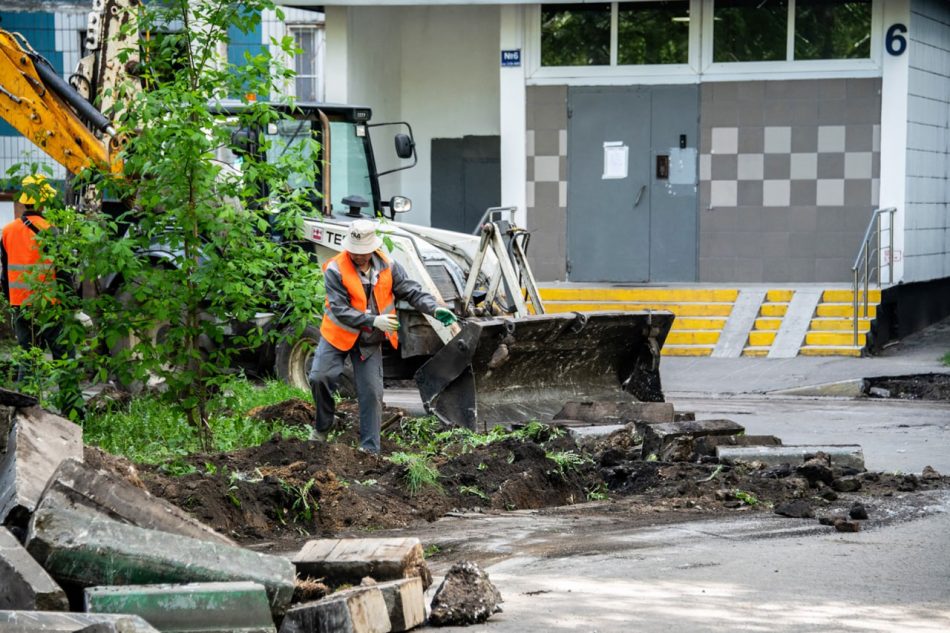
xmin=0 ymin=527 xmax=68 ymax=611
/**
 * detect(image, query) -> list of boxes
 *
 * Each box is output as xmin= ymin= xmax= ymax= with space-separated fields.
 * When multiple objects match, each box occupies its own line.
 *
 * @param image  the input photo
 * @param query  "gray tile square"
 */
xmin=816 ymin=79 xmax=847 ymax=100
xmin=533 ymin=129 xmax=560 ymax=156
xmin=788 ymin=232 xmax=817 ymax=259
xmin=532 ymin=103 xmax=567 ymax=131
xmin=738 ymin=127 xmax=764 ymax=153
xmin=762 ymin=231 xmax=790 ymax=257
xmin=789 ymin=206 xmax=818 ymax=232
xmin=737 ymin=82 xmax=765 ymax=102
xmin=764 ymin=126 xmax=791 ymax=153
xmin=763 ymin=180 xmax=790 ymax=207
xmin=846 ymin=78 xmax=880 ymax=99
xmin=815 ymin=257 xmax=853 ymax=282
xmin=762 ymin=207 xmax=790 ymax=232
xmin=737 ymin=154 xmax=764 ymax=180
xmin=711 ymin=155 xmax=738 ymax=180
xmin=701 ymin=126 xmax=712 ymax=153
xmin=534 ymin=182 xmax=560 ymax=210
xmin=705 ymin=104 xmax=740 ymax=127
xmin=735 ymin=233 xmax=762 ymax=257
xmin=700 ymin=179 xmax=711 ymax=208
xmin=845 ymin=125 xmax=874 ymax=151
xmin=816 ymin=179 xmax=845 ymax=207
xmin=846 ymin=100 xmax=881 ymax=125
xmin=700 ymin=257 xmax=737 ymax=282
xmin=701 ymin=206 xmax=738 ymax=231
xmin=526 ymin=158 xmax=534 ymax=182
xmin=701 ymin=232 xmax=738 ymax=258
xmin=764 ymin=154 xmax=790 ymax=179
xmin=817 ymin=153 xmax=844 ymax=179
xmin=736 ymin=206 xmax=764 ymax=231
xmin=817 ymin=101 xmax=847 ymax=125
xmin=764 ymin=100 xmax=798 ymax=126
xmin=872 ymin=152 xmax=880 ymax=178
xmin=844 ymin=179 xmax=872 ymax=207
xmin=559 ymin=156 xmax=567 ymax=181
xmin=791 ymin=126 xmax=818 ymax=153
xmin=790 ymin=153 xmax=818 ymax=179
xmin=734 ymin=258 xmax=765 ymax=282
xmin=844 ymin=152 xmax=872 ymax=179
xmin=786 ymin=100 xmax=819 ymax=125
xmin=790 ymin=180 xmax=817 ymax=206
xmin=712 ymin=82 xmax=738 ymax=102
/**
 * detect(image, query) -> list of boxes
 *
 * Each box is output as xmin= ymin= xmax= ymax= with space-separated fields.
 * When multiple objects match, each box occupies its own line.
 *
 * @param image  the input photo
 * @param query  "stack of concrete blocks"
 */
xmin=0 ymin=391 xmax=432 ymax=632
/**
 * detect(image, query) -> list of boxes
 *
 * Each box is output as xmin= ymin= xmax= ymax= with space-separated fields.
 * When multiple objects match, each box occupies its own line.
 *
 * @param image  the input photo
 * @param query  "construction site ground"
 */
xmin=75 ymin=316 xmax=950 ymax=632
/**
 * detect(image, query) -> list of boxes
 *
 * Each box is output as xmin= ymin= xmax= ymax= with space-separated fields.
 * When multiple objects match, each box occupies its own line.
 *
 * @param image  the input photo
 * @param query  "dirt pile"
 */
xmin=90 ymin=398 xmax=950 ymax=545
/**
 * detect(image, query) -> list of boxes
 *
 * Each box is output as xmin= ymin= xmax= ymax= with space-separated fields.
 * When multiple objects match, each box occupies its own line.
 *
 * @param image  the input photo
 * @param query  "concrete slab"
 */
xmin=0 ymin=527 xmax=68 ymax=611
xmin=636 ymin=419 xmax=745 ymax=458
xmin=26 ymin=504 xmax=295 ymax=618
xmin=293 ymin=538 xmax=431 ymax=589
xmin=371 ymin=578 xmax=425 ymax=632
xmin=554 ymin=401 xmax=674 ymax=425
xmin=712 ymin=288 xmax=767 ymax=358
xmin=279 ymin=586 xmax=391 ymax=633
xmin=0 ymin=611 xmax=159 ymax=632
xmin=0 ymin=407 xmax=83 ymax=525
xmin=85 ymin=582 xmax=275 ymax=633
xmin=43 ymin=458 xmax=234 ymax=546
xmin=718 ymin=444 xmax=865 ymax=470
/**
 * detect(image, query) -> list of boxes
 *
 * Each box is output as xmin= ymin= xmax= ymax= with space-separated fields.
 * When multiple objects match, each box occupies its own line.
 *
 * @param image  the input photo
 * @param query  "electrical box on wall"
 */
xmin=667 ymin=147 xmax=697 ymax=185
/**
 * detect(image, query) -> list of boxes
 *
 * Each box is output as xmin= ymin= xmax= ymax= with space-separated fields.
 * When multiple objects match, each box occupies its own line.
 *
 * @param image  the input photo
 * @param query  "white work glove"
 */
xmin=373 ymin=314 xmax=400 ymax=333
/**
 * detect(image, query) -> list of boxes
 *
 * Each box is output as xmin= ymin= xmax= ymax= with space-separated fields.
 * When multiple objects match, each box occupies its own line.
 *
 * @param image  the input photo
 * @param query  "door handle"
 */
xmin=633 ymin=184 xmax=646 ymax=208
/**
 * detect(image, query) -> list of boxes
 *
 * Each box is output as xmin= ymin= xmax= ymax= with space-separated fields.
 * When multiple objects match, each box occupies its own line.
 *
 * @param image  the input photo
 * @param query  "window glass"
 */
xmin=794 ymin=0 xmax=871 ymax=60
xmin=541 ymin=3 xmax=611 ymax=67
xmin=713 ymin=0 xmax=788 ymax=62
xmin=328 ymin=121 xmax=373 ymax=212
xmin=618 ymin=1 xmax=690 ymax=65
xmin=291 ymin=27 xmax=320 ymax=101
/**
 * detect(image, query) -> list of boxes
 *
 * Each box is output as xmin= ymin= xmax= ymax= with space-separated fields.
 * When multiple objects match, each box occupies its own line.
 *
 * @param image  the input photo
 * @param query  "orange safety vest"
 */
xmin=320 ymin=250 xmax=398 ymax=351
xmin=2 ymin=214 xmax=54 ymax=306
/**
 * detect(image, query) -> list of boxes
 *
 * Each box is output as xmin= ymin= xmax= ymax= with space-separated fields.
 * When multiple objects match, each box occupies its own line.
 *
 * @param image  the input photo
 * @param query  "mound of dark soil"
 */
xmin=863 ymin=373 xmax=950 ymax=400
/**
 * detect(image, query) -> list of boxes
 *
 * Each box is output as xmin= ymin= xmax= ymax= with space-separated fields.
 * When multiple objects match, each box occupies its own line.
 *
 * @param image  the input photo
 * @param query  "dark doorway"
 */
xmin=431 ymin=136 xmax=500 ymax=233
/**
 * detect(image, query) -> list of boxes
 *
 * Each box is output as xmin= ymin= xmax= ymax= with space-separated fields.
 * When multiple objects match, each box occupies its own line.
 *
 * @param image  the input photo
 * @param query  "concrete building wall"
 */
xmin=698 ymin=79 xmax=881 ymax=283
xmin=525 ymin=85 xmax=567 ymax=281
xmin=903 ymin=0 xmax=950 ymax=282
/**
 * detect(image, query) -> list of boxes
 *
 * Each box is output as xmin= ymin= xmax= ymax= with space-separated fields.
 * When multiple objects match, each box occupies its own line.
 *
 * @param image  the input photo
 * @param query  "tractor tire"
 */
xmin=274 ymin=324 xmax=355 ymax=397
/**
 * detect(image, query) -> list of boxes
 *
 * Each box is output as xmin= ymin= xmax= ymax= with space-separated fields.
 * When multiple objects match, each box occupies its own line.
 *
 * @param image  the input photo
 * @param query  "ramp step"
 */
xmin=671 ymin=317 xmax=729 ymax=331
xmin=666 ymin=330 xmax=720 ymax=345
xmin=809 ymin=317 xmax=872 ymax=331
xmin=805 ymin=331 xmax=867 ymax=346
xmin=766 ymin=289 xmax=795 ymax=302
xmin=800 ymin=345 xmax=863 ymax=357
xmin=748 ymin=331 xmax=777 ymax=347
xmin=544 ymin=302 xmax=734 ymax=316
xmin=539 ymin=288 xmax=739 ymax=302
xmin=822 ymin=289 xmax=882 ymax=303
xmin=741 ymin=347 xmax=770 ymax=357
xmin=816 ymin=303 xmax=877 ymax=318
xmin=661 ymin=345 xmax=715 ymax=357
xmin=753 ymin=318 xmax=782 ymax=330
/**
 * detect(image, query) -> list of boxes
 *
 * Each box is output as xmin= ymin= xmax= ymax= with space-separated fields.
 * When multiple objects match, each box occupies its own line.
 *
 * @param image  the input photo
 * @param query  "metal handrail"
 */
xmin=852 ymin=207 xmax=896 ymax=346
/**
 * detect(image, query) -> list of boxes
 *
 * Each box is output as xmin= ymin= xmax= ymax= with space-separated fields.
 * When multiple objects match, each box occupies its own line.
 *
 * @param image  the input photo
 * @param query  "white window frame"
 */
xmin=526 ymin=0 xmax=885 ymax=85
xmin=288 ymin=24 xmax=325 ymax=102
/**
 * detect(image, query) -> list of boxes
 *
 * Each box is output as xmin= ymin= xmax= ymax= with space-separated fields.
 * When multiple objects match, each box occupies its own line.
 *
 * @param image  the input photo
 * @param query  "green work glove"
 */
xmin=434 ymin=307 xmax=457 ymax=326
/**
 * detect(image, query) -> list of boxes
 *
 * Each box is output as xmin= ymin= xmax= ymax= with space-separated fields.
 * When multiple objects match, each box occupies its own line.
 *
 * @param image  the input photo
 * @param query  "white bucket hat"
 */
xmin=342 ymin=219 xmax=383 ymax=255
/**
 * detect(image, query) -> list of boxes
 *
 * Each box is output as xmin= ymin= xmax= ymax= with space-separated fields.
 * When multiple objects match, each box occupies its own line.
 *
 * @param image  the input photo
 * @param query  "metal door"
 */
xmin=567 ymin=87 xmax=651 ymax=282
xmin=567 ymin=86 xmax=698 ymax=282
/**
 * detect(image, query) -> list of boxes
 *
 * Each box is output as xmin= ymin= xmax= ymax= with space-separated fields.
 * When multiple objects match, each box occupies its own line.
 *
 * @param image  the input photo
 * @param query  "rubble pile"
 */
xmin=0 ymin=391 xmax=502 ymax=632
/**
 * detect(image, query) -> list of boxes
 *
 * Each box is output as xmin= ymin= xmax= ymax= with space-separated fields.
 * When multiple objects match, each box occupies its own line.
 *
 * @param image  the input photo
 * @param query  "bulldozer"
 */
xmin=0 ymin=1 xmax=673 ymax=432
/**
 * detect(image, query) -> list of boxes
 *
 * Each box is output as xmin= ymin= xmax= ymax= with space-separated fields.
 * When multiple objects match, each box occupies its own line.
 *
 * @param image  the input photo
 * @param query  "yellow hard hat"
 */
xmin=18 ymin=174 xmax=56 ymax=206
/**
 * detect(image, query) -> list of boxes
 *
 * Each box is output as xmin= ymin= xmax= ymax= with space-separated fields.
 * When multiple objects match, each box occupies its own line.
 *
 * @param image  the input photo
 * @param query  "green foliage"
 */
xmin=279 ymin=477 xmax=318 ymax=522
xmin=941 ymin=351 xmax=950 ymax=367
xmin=387 ymin=451 xmax=442 ymax=496
xmin=734 ymin=489 xmax=759 ymax=506
xmin=545 ymin=450 xmax=592 ymax=478
xmin=423 ymin=544 xmax=440 ymax=558
xmin=82 ymin=378 xmax=310 ymax=468
xmin=21 ymin=0 xmax=324 ymax=449
xmin=458 ymin=485 xmax=489 ymax=501
xmin=585 ymin=482 xmax=609 ymax=501
xmin=386 ymin=417 xmax=564 ymax=457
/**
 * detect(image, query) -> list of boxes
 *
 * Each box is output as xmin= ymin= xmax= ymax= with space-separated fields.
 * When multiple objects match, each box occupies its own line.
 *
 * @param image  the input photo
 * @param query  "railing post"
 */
xmin=853 ymin=268 xmax=859 ymax=347
xmin=863 ymin=241 xmax=869 ymax=317
xmin=888 ymin=209 xmax=895 ymax=284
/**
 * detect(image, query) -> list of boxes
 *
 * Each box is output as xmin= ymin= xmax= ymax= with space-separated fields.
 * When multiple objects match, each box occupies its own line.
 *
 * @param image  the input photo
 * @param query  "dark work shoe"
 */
xmin=309 ymin=427 xmax=328 ymax=442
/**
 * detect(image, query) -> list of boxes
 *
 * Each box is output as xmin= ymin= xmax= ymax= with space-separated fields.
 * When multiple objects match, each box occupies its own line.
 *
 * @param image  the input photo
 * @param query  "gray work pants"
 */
xmin=308 ymin=337 xmax=383 ymax=453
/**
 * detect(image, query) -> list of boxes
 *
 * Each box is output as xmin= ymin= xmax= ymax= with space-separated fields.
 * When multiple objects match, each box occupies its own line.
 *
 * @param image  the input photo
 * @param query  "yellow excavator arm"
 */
xmin=0 ymin=30 xmax=120 ymax=176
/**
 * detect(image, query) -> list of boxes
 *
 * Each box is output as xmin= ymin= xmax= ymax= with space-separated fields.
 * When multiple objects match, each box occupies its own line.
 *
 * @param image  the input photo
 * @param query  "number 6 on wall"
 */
xmin=886 ymin=23 xmax=908 ymax=56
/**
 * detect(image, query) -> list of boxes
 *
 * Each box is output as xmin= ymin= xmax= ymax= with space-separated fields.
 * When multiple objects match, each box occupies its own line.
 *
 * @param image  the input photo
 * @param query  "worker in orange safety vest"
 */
xmin=1 ymin=174 xmax=83 ymax=419
xmin=310 ymin=218 xmax=457 ymax=453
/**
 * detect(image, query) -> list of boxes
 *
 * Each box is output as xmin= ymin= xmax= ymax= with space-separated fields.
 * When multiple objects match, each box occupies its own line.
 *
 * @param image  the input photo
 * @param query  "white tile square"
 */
xmin=764 ymin=127 xmax=791 ymax=154
xmin=711 ymin=127 xmax=738 ymax=154
xmin=559 ymin=129 xmax=568 ymax=156
xmin=871 ymin=178 xmax=880 ymax=206
xmin=526 ymin=181 xmax=535 ymax=208
xmin=699 ymin=154 xmax=711 ymax=181
xmin=790 ymin=153 xmax=818 ymax=180
xmin=710 ymin=180 xmax=737 ymax=207
xmin=817 ymin=179 xmax=845 ymax=206
xmin=559 ymin=181 xmax=567 ymax=207
xmin=763 ymin=180 xmax=790 ymax=207
xmin=818 ymin=126 xmax=846 ymax=153
xmin=526 ymin=130 xmax=535 ymax=157
xmin=534 ymin=156 xmax=560 ymax=182
xmin=845 ymin=152 xmax=872 ymax=179
xmin=737 ymin=154 xmax=764 ymax=180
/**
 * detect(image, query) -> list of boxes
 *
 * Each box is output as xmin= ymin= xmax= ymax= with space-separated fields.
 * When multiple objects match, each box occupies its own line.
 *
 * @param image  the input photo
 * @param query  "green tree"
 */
xmin=31 ymin=0 xmax=324 ymax=446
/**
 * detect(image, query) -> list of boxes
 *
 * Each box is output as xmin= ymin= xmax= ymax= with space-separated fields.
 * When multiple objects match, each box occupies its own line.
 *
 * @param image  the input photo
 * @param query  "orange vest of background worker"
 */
xmin=309 ymin=218 xmax=458 ymax=453
xmin=1 ymin=174 xmax=84 ymax=420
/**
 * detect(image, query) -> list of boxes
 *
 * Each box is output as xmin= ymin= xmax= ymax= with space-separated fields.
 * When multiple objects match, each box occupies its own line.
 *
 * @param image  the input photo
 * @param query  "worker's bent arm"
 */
xmin=391 ymin=261 xmax=440 ymax=316
xmin=323 ymin=262 xmax=375 ymax=330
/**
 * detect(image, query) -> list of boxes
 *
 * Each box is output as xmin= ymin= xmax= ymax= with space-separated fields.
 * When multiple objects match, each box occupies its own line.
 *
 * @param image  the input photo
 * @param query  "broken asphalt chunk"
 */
xmin=279 ymin=585 xmax=391 ymax=633
xmin=717 ymin=445 xmax=865 ymax=470
xmin=0 ymin=611 xmax=159 ymax=632
xmin=555 ymin=401 xmax=674 ymax=425
xmin=84 ymin=582 xmax=275 ymax=633
xmin=0 ymin=407 xmax=83 ymax=526
xmin=0 ymin=527 xmax=68 ymax=611
xmin=41 ymin=458 xmax=234 ymax=546
xmin=292 ymin=538 xmax=432 ymax=589
xmin=637 ymin=419 xmax=744 ymax=460
xmin=774 ymin=500 xmax=815 ymax=519
xmin=25 ymin=504 xmax=295 ymax=618
xmin=428 ymin=561 xmax=502 ymax=627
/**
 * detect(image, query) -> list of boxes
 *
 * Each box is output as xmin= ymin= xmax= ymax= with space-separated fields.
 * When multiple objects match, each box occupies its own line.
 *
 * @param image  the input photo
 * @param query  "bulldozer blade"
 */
xmin=413 ymin=311 xmax=674 ymax=432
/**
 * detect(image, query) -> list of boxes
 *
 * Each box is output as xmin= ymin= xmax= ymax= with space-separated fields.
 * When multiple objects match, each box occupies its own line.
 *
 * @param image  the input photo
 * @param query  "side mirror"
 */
xmin=394 ymin=133 xmax=414 ymax=160
xmin=389 ymin=195 xmax=411 ymax=214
